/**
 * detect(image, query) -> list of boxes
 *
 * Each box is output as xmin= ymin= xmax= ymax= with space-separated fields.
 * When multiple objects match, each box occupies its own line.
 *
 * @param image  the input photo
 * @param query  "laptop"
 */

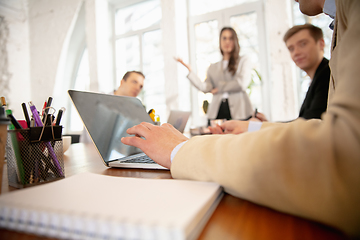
xmin=68 ymin=90 xmax=167 ymax=170
xmin=167 ymin=110 xmax=191 ymax=133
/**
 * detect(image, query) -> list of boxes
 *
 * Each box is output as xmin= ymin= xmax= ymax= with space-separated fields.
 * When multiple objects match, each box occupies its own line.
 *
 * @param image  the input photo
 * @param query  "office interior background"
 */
xmin=0 ymin=0 xmax=332 ymax=135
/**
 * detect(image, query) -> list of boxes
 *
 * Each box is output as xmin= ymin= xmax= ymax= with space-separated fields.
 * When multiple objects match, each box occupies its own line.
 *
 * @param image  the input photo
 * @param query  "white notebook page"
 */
xmin=0 ymin=172 xmax=222 ymax=240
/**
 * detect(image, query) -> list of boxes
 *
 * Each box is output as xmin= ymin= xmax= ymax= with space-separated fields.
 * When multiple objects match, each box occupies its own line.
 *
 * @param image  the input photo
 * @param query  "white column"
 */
xmin=27 ymin=0 xmax=82 ymax=116
xmin=85 ymin=0 xmax=99 ymax=92
xmin=161 ymin=0 xmax=191 ymax=118
xmin=264 ymin=0 xmax=298 ymax=121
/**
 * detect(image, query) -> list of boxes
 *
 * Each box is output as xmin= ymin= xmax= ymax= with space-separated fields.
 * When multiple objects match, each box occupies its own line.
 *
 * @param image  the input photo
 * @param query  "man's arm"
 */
xmin=171 ymin=0 xmax=360 ymax=236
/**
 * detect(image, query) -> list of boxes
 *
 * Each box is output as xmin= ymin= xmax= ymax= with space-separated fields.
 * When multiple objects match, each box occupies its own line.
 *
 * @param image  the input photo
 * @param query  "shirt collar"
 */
xmin=323 ymin=0 xmax=336 ymax=19
xmin=323 ymin=0 xmax=336 ymax=30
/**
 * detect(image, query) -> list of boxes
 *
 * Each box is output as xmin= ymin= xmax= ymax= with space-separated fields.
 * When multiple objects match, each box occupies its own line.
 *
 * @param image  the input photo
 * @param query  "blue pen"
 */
xmin=29 ymin=101 xmax=64 ymax=177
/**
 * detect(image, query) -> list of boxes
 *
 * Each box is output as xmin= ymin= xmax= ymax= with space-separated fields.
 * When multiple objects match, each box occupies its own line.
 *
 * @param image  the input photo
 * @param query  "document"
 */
xmin=0 ymin=172 xmax=222 ymax=240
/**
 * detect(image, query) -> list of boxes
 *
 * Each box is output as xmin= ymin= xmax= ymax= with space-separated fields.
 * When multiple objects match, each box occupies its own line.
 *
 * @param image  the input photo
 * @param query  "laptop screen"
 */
xmin=167 ymin=110 xmax=191 ymax=133
xmin=68 ymin=90 xmax=153 ymax=164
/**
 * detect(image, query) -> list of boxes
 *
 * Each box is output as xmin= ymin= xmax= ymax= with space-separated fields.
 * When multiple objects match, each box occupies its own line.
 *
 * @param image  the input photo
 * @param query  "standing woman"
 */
xmin=176 ymin=27 xmax=253 ymax=123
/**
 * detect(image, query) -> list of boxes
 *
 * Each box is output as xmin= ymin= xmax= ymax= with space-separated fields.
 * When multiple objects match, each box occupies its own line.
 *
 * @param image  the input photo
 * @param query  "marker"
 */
xmin=2 ymin=97 xmax=25 ymax=184
xmin=21 ymin=103 xmax=30 ymax=128
xmin=55 ymin=108 xmax=64 ymax=126
xmin=46 ymin=97 xmax=53 ymax=109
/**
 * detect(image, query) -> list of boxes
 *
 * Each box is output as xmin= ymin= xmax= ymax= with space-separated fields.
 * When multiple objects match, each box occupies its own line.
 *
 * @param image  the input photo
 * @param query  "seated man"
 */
xmin=255 ymin=23 xmax=330 ymax=122
xmin=112 ymin=71 xmax=145 ymax=98
xmin=80 ymin=71 xmax=144 ymax=143
xmin=121 ymin=0 xmax=360 ymax=237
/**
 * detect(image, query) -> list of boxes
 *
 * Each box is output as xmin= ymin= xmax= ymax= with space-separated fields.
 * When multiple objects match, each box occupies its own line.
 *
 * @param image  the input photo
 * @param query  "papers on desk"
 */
xmin=0 ymin=172 xmax=223 ymax=240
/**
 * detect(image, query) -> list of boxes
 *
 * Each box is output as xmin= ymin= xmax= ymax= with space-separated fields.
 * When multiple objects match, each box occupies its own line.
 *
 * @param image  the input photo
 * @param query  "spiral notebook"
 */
xmin=0 ymin=172 xmax=223 ymax=240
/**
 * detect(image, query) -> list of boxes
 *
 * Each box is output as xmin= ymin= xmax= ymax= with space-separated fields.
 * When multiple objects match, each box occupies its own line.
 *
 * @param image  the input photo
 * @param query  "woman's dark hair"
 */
xmin=219 ymin=27 xmax=240 ymax=76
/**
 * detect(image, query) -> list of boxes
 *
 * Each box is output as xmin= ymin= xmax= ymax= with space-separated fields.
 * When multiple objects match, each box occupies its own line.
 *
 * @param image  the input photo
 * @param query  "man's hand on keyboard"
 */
xmin=121 ymin=122 xmax=188 ymax=169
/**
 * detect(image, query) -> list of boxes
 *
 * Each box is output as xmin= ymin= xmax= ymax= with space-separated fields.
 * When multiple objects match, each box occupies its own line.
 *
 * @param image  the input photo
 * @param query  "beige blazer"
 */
xmin=187 ymin=55 xmax=253 ymax=120
xmin=172 ymin=0 xmax=360 ymax=236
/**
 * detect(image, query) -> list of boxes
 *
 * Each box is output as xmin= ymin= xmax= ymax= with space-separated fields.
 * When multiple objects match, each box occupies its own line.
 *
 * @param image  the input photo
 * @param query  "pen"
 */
xmin=55 ymin=108 xmax=64 ymax=126
xmin=254 ymin=108 xmax=258 ymax=119
xmin=29 ymin=101 xmax=64 ymax=177
xmin=2 ymin=97 xmax=14 ymax=129
xmin=46 ymin=97 xmax=53 ymax=109
xmin=44 ymin=97 xmax=53 ymax=125
xmin=8 ymin=114 xmax=23 ymax=129
xmin=41 ymin=101 xmax=47 ymax=123
xmin=21 ymin=103 xmax=31 ymax=128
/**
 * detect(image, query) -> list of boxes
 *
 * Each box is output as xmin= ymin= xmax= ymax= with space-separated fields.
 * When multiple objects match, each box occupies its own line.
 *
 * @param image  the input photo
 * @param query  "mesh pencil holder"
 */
xmin=5 ymin=125 xmax=65 ymax=188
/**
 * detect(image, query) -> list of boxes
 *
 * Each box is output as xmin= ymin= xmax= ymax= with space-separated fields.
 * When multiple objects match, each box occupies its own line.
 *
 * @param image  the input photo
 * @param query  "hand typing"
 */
xmin=121 ymin=122 xmax=189 ymax=169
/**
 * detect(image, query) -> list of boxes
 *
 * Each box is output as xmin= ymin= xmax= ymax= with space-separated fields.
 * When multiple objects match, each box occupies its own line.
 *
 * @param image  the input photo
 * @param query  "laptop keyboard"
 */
xmin=120 ymin=154 xmax=157 ymax=164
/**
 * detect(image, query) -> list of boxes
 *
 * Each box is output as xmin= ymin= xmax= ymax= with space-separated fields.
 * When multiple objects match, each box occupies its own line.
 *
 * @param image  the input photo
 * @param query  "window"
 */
xmin=230 ymin=11 xmax=262 ymax=110
xmin=188 ymin=1 xmax=268 ymax=124
xmin=189 ymin=0 xmax=257 ymax=16
xmin=114 ymin=0 xmax=166 ymax=121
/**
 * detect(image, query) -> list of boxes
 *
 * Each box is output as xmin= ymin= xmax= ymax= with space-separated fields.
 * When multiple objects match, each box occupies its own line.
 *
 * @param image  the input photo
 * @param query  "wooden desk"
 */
xmin=0 ymin=143 xmax=348 ymax=240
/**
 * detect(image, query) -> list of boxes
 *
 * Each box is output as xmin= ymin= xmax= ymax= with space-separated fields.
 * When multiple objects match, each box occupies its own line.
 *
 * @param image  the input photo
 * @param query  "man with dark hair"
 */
xmin=286 ymin=24 xmax=329 ymax=119
xmin=251 ymin=23 xmax=330 ymax=122
xmin=113 ymin=71 xmax=145 ymax=97
xmin=283 ymin=23 xmax=324 ymax=43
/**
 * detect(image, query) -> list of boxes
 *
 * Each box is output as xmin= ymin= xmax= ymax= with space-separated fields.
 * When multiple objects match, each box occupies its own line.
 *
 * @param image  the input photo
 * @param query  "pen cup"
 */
xmin=5 ymin=126 xmax=65 ymax=188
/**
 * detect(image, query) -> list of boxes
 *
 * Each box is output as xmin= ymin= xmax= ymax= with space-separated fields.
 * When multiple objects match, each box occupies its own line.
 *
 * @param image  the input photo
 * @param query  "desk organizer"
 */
xmin=5 ymin=126 xmax=65 ymax=188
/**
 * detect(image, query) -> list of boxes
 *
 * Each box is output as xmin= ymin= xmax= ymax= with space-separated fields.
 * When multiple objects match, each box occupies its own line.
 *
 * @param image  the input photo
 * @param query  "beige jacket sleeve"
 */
xmin=171 ymin=0 xmax=360 ymax=236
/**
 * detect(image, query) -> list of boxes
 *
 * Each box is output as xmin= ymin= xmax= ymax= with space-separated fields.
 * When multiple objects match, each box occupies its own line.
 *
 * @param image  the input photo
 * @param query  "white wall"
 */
xmin=28 ymin=0 xmax=82 ymax=118
xmin=0 ymin=0 xmax=31 ymax=119
xmin=161 ymin=0 xmax=191 ymax=117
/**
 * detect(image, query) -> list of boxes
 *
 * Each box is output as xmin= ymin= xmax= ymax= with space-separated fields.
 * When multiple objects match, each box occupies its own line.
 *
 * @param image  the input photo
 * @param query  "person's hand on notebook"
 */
xmin=121 ymin=122 xmax=188 ymax=169
xmin=209 ymin=120 xmax=249 ymax=135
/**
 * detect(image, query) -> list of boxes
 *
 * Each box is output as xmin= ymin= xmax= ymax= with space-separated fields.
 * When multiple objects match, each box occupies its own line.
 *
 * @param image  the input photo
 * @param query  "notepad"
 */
xmin=0 ymin=172 xmax=223 ymax=240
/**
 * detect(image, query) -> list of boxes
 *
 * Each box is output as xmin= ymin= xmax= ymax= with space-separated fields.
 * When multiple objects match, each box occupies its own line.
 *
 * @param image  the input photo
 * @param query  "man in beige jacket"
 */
xmin=122 ymin=0 xmax=360 ymax=237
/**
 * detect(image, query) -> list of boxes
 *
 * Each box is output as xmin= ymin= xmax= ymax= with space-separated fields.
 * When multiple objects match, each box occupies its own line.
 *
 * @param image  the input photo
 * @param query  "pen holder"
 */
xmin=5 ymin=126 xmax=65 ymax=188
